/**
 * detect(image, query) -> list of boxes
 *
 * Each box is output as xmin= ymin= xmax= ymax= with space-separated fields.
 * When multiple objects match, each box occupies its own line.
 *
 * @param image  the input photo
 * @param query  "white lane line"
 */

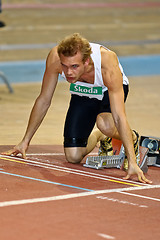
xmin=27 ymin=157 xmax=147 ymax=185
xmin=119 ymin=191 xmax=160 ymax=202
xmin=96 ymin=196 xmax=148 ymax=208
xmin=0 ymin=154 xmax=145 ymax=186
xmin=5 ymin=154 xmax=147 ymax=185
xmin=1 ymin=160 xmax=138 ymax=187
xmin=28 ymin=153 xmax=65 ymax=156
xmin=26 ymin=152 xmax=97 ymax=156
xmin=97 ymin=233 xmax=115 ymax=239
xmin=0 ymin=185 xmax=160 ymax=208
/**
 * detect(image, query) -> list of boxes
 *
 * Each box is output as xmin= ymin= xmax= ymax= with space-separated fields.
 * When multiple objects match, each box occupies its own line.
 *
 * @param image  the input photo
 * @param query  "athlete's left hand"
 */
xmin=123 ymin=162 xmax=152 ymax=184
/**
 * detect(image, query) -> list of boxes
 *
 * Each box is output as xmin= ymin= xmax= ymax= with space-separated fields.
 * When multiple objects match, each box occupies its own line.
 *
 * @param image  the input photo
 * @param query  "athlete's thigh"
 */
xmin=64 ymin=94 xmax=100 ymax=147
xmin=96 ymin=84 xmax=129 ymax=133
xmin=96 ymin=112 xmax=115 ymax=134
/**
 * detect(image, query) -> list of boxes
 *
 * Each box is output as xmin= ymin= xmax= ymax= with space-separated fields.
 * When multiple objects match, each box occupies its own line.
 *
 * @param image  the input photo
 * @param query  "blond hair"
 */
xmin=57 ymin=33 xmax=92 ymax=63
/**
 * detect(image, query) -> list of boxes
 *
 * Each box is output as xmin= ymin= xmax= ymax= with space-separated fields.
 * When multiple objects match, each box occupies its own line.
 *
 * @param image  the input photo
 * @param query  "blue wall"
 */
xmin=0 ymin=55 xmax=160 ymax=84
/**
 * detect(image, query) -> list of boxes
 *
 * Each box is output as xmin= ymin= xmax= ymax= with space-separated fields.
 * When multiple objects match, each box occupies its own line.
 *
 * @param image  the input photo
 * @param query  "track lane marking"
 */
xmin=25 ymin=155 xmax=148 ymax=186
xmin=0 ymin=156 xmax=27 ymax=165
xmin=119 ymin=191 xmax=160 ymax=202
xmin=0 ymin=155 xmax=142 ymax=187
xmin=0 ymin=154 xmax=145 ymax=185
xmin=0 ymin=170 xmax=93 ymax=192
xmin=97 ymin=233 xmax=115 ymax=239
xmin=96 ymin=195 xmax=148 ymax=208
xmin=0 ymin=185 xmax=160 ymax=208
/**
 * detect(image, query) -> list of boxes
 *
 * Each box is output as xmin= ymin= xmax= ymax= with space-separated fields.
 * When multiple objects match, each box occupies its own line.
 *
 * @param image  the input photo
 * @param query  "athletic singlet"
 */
xmin=61 ymin=43 xmax=129 ymax=100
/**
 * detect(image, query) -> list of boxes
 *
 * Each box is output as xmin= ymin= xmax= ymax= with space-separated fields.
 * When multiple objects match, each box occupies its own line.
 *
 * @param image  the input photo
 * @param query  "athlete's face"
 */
xmin=59 ymin=51 xmax=89 ymax=83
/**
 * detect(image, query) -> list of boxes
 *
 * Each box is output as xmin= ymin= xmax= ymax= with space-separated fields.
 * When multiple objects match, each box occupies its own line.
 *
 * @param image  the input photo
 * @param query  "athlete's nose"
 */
xmin=67 ymin=67 xmax=72 ymax=76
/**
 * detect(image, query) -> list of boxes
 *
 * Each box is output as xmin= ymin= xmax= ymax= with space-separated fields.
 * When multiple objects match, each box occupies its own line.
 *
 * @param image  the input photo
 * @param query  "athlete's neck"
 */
xmin=79 ymin=59 xmax=94 ymax=83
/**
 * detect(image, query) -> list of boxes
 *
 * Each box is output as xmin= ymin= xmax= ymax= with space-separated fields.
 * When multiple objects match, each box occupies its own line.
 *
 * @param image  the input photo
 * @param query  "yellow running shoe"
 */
xmin=98 ymin=137 xmax=113 ymax=156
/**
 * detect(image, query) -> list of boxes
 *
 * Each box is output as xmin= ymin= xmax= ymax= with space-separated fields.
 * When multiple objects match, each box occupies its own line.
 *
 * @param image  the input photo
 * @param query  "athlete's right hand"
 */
xmin=1 ymin=141 xmax=29 ymax=159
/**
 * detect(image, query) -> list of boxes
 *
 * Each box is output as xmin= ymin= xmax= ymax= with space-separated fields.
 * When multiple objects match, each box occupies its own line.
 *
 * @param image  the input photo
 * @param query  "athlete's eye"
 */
xmin=72 ymin=64 xmax=79 ymax=69
xmin=61 ymin=63 xmax=65 ymax=67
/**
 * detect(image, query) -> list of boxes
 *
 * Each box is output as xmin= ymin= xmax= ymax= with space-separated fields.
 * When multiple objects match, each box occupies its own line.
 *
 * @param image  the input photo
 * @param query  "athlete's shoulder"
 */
xmin=46 ymin=46 xmax=61 ymax=72
xmin=101 ymin=47 xmax=118 ymax=69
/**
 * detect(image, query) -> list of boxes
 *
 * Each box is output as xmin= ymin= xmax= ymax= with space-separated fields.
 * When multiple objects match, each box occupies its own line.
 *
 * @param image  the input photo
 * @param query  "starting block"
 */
xmin=83 ymin=139 xmax=149 ymax=173
xmin=83 ymin=144 xmax=125 ymax=170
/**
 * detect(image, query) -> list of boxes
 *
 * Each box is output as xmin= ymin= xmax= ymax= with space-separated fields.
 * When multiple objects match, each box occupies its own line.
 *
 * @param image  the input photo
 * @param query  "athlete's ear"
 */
xmin=84 ymin=57 xmax=90 ymax=66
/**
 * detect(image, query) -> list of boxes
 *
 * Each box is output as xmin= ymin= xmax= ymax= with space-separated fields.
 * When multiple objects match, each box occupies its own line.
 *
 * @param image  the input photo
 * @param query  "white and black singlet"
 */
xmin=61 ymin=43 xmax=129 ymax=147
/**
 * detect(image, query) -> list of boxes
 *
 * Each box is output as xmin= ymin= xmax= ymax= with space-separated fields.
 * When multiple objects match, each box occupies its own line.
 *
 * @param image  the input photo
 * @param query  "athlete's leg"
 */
xmin=63 ymin=94 xmax=102 ymax=163
xmin=96 ymin=112 xmax=137 ymax=142
xmin=96 ymin=112 xmax=119 ymax=139
xmin=64 ymin=128 xmax=105 ymax=163
xmin=64 ymin=112 xmax=137 ymax=163
xmin=64 ymin=85 xmax=138 ymax=163
xmin=64 ymin=147 xmax=86 ymax=164
xmin=96 ymin=84 xmax=137 ymax=141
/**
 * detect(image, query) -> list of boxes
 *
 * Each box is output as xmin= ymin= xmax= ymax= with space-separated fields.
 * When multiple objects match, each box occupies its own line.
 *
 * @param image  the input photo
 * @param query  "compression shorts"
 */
xmin=64 ymin=84 xmax=129 ymax=147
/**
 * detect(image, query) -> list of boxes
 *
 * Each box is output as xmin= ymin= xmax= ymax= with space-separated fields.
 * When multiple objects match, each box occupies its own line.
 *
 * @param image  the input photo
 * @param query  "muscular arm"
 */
xmin=2 ymin=47 xmax=61 ymax=157
xmin=23 ymin=49 xmax=60 ymax=145
xmin=102 ymin=50 xmax=135 ymax=163
xmin=101 ymin=48 xmax=152 ymax=183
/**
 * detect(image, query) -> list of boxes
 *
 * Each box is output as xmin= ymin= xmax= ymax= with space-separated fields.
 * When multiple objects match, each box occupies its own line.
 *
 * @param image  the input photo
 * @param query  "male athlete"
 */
xmin=2 ymin=33 xmax=152 ymax=184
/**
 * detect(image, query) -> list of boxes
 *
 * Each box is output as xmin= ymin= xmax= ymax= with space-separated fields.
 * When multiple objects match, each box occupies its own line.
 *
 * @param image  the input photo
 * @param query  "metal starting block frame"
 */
xmin=83 ymin=144 xmax=149 ymax=173
xmin=83 ymin=145 xmax=125 ymax=170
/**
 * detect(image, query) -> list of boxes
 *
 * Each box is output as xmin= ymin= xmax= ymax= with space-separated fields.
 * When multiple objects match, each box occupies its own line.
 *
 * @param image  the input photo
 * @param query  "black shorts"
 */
xmin=64 ymin=84 xmax=129 ymax=147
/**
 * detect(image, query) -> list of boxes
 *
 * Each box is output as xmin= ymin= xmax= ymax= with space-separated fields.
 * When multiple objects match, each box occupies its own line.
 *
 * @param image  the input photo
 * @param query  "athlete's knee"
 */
xmin=63 ymin=137 xmax=88 ymax=163
xmin=64 ymin=147 xmax=84 ymax=164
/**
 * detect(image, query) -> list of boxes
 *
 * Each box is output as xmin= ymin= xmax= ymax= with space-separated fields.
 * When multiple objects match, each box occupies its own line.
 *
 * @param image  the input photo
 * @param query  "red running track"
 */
xmin=0 ymin=145 xmax=160 ymax=240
